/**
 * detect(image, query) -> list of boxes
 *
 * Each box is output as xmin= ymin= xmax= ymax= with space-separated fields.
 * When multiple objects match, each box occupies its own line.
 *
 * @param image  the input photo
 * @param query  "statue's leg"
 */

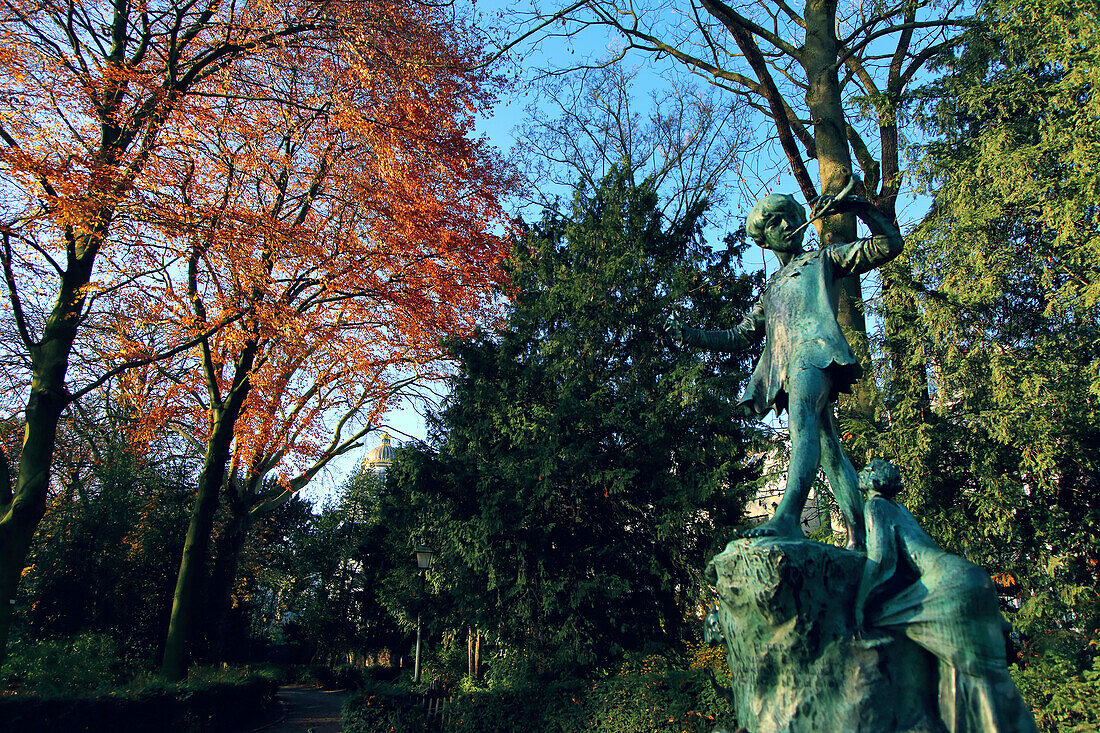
xmin=819 ymin=406 xmax=865 ymax=551
xmin=744 ymin=367 xmax=828 ymax=539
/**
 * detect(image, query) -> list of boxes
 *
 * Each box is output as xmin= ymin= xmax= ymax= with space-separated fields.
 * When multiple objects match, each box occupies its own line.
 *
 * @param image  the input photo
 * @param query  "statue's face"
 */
xmin=761 ymin=213 xmax=804 ymax=253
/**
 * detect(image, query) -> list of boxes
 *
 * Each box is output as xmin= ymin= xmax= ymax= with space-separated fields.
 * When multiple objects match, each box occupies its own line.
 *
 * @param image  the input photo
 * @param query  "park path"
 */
xmin=252 ymin=684 xmax=352 ymax=733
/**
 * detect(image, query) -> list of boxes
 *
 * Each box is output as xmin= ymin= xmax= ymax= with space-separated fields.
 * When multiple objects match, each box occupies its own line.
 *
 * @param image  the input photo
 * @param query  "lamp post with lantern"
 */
xmin=413 ymin=545 xmax=434 ymax=684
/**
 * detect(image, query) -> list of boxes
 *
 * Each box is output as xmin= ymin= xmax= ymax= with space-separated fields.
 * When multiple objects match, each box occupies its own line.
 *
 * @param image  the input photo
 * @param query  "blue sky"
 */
xmin=308 ymin=0 xmax=934 ymax=502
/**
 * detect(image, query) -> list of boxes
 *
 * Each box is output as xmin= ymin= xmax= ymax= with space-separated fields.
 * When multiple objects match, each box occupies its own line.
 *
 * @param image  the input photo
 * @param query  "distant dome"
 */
xmin=364 ymin=432 xmax=395 ymax=473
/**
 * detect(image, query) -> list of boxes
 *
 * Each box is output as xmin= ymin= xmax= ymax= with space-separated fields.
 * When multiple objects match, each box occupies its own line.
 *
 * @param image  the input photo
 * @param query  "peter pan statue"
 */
xmin=668 ymin=175 xmax=902 ymax=550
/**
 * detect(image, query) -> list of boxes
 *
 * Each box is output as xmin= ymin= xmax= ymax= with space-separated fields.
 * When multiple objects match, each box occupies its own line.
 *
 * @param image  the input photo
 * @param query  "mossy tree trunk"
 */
xmin=0 ymin=218 xmax=109 ymax=665
xmin=161 ymin=341 xmax=256 ymax=680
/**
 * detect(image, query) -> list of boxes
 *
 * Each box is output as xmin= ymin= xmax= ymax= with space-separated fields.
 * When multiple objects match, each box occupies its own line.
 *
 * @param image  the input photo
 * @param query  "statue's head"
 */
xmin=858 ymin=459 xmax=903 ymax=499
xmin=746 ymin=193 xmax=807 ymax=253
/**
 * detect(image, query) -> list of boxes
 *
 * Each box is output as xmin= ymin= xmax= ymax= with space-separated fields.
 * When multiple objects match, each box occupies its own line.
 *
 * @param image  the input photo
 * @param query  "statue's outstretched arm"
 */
xmin=674 ymin=300 xmax=764 ymax=352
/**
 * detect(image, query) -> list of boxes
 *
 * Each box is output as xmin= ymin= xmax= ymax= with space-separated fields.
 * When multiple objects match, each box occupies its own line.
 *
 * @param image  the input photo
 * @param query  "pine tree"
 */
xmin=873 ymin=0 xmax=1100 ymax=635
xmin=412 ymin=170 xmax=762 ymax=674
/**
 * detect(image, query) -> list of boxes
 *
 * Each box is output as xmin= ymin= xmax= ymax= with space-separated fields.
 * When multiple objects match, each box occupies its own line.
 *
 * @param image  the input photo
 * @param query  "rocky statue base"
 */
xmin=706 ymin=538 xmax=947 ymax=733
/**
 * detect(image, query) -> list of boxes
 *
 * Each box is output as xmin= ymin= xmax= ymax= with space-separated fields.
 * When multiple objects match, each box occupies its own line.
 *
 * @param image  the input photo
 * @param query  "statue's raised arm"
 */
xmin=815 ymin=192 xmax=904 ymax=277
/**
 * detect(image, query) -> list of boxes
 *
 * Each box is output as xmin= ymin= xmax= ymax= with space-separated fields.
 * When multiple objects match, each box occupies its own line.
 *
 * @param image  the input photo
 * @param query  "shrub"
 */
xmin=343 ymin=667 xmax=737 ymax=733
xmin=267 ymin=662 xmax=375 ymax=688
xmin=0 ymin=674 xmax=278 ymax=732
xmin=0 ymin=633 xmax=132 ymax=693
xmin=0 ymin=646 xmax=279 ymax=732
xmin=343 ymin=680 xmax=429 ymax=733
xmin=481 ymin=643 xmax=536 ymax=691
xmin=1012 ymin=651 xmax=1100 ymax=732
xmin=457 ymin=674 xmax=487 ymax=694
xmin=443 ymin=679 xmax=588 ymax=732
xmin=363 ymin=665 xmax=403 ymax=684
xmin=333 ymin=663 xmax=366 ymax=690
xmin=583 ymin=668 xmax=734 ymax=733
xmin=686 ymin=639 xmax=731 ymax=678
xmin=276 ymin=664 xmax=338 ymax=685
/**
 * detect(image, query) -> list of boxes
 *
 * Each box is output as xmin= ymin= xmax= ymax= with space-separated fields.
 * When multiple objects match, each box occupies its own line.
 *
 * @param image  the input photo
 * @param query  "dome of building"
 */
xmin=364 ymin=432 xmax=395 ymax=473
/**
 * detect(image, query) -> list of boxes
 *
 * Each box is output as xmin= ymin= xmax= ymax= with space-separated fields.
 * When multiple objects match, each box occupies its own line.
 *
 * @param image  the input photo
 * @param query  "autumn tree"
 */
xmin=0 ymin=0 xmax=509 ymax=668
xmin=0 ymin=0 xmax=313 ymax=663
xmin=123 ymin=28 xmax=511 ymax=678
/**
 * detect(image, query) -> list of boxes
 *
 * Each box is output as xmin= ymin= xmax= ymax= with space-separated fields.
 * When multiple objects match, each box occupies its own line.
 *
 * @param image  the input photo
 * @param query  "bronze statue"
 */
xmin=669 ymin=176 xmax=902 ymax=549
xmin=855 ymin=460 xmax=1038 ymax=732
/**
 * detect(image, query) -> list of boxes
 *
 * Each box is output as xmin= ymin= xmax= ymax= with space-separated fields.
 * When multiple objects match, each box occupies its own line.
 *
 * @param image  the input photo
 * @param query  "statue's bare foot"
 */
xmin=846 ymin=539 xmax=866 ymax=553
xmin=741 ymin=515 xmax=803 ymax=540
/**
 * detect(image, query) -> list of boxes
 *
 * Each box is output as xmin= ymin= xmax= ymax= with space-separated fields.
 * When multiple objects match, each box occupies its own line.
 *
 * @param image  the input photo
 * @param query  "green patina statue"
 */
xmin=669 ymin=176 xmax=902 ymax=549
xmin=686 ymin=188 xmax=1039 ymax=727
xmin=855 ymin=459 xmax=1038 ymax=732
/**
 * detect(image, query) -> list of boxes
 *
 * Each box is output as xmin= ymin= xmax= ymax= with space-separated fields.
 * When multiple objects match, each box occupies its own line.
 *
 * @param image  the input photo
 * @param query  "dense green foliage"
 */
xmin=383 ymin=171 xmax=761 ymax=675
xmin=1013 ymin=647 xmax=1100 ymax=732
xmin=854 ymin=1 xmax=1100 ymax=724
xmin=1 ymin=633 xmax=135 ymax=693
xmin=869 ymin=0 xmax=1100 ymax=635
xmin=15 ymin=441 xmax=192 ymax=664
xmin=247 ymin=469 xmax=421 ymax=666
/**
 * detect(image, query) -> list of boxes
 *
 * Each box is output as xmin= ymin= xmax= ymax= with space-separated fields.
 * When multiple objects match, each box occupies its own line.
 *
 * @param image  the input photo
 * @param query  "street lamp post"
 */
xmin=413 ymin=545 xmax=434 ymax=684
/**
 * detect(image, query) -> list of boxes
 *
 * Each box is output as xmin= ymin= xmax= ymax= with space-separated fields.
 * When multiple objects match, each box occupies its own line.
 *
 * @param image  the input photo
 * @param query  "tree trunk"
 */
xmin=0 ymin=399 xmax=63 ymax=664
xmin=467 ymin=627 xmax=474 ymax=677
xmin=474 ymin=630 xmax=481 ymax=680
xmin=0 ymin=232 xmax=101 ymax=663
xmin=803 ymin=0 xmax=876 ymax=423
xmin=162 ymin=339 xmax=257 ymax=680
xmin=161 ymin=411 xmax=238 ymax=680
xmin=836 ymin=280 xmax=876 ymax=423
xmin=203 ymin=491 xmax=251 ymax=663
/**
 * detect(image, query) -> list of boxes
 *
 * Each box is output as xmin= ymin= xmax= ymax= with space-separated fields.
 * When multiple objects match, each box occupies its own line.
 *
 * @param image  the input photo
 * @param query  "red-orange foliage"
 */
xmin=116 ymin=14 xmax=513 ymax=487
xmin=2 ymin=0 xmax=504 ymax=364
xmin=137 ymin=3 xmax=511 ymax=679
xmin=0 ymin=0 xmax=513 ymax=667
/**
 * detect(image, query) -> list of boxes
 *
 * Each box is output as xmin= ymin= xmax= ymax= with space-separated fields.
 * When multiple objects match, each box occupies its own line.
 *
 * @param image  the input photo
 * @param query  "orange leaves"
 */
xmin=84 ymin=0 xmax=513 ymax=486
xmin=0 ymin=0 xmax=514 ymax=499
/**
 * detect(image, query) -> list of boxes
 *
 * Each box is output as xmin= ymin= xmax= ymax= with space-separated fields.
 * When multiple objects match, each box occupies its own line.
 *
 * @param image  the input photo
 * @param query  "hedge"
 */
xmin=0 ymin=675 xmax=279 ymax=732
xmin=344 ymin=668 xmax=736 ymax=733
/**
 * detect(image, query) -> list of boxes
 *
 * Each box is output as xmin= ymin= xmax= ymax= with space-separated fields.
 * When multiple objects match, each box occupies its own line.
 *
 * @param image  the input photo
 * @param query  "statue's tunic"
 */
xmin=690 ymin=234 xmax=901 ymax=416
